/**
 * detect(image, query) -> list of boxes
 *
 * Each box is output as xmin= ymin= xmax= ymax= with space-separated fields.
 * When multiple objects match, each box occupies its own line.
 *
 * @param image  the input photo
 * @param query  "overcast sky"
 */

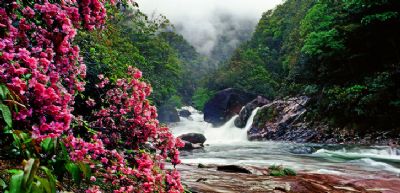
xmin=136 ymin=0 xmax=283 ymax=55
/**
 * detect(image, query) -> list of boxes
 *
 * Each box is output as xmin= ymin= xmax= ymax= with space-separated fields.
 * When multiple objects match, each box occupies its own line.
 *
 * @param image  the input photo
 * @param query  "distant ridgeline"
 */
xmin=203 ymin=0 xmax=400 ymax=131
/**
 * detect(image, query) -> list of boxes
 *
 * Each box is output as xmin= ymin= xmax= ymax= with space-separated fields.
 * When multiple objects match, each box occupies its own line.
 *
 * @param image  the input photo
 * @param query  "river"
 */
xmin=169 ymin=107 xmax=400 ymax=178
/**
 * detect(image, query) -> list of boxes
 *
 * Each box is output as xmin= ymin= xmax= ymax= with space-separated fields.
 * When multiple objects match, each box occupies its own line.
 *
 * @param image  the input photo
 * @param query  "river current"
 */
xmin=169 ymin=107 xmax=400 ymax=178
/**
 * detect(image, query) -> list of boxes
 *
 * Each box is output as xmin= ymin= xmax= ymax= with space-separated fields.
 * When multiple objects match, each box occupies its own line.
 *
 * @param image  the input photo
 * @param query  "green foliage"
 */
xmin=361 ymin=11 xmax=399 ymax=25
xmin=65 ymin=163 xmax=82 ymax=185
xmin=76 ymin=9 xmax=186 ymax=106
xmin=159 ymin=31 xmax=214 ymax=105
xmin=253 ymin=106 xmax=279 ymax=128
xmin=192 ymin=88 xmax=215 ymax=111
xmin=0 ymin=84 xmax=16 ymax=129
xmin=268 ymin=165 xmax=296 ymax=176
xmin=0 ymin=104 xmax=12 ymax=128
xmin=204 ymin=0 xmax=316 ymax=99
xmin=207 ymin=0 xmax=400 ymax=131
xmin=5 ymin=159 xmax=57 ymax=193
xmin=301 ymin=29 xmax=345 ymax=56
xmin=166 ymin=95 xmax=184 ymax=109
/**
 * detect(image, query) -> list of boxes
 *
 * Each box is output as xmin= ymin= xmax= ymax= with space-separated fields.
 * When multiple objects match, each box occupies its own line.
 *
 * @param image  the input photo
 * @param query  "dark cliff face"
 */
xmin=203 ymin=88 xmax=257 ymax=126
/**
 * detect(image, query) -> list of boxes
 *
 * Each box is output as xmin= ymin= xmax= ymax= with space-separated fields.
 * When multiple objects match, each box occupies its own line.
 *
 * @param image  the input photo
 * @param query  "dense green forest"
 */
xmin=75 ymin=7 xmax=208 ymax=108
xmin=203 ymin=0 xmax=400 ymax=132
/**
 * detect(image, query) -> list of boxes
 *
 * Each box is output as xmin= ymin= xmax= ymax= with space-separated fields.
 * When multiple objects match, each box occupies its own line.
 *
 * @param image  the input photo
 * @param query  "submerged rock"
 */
xmin=203 ymin=88 xmax=257 ymax=126
xmin=289 ymin=146 xmax=316 ymax=154
xmin=216 ymin=165 xmax=252 ymax=174
xmin=178 ymin=109 xmax=192 ymax=118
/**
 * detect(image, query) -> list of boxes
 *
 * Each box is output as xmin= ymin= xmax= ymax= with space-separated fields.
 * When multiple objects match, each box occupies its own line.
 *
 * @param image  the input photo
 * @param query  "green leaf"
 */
xmin=23 ymin=159 xmax=40 ymax=192
xmin=7 ymin=169 xmax=21 ymax=175
xmin=8 ymin=170 xmax=24 ymax=193
xmin=40 ymin=138 xmax=54 ymax=153
xmin=77 ymin=162 xmax=91 ymax=179
xmin=0 ymin=178 xmax=7 ymax=189
xmin=40 ymin=167 xmax=56 ymax=193
xmin=0 ymin=104 xmax=12 ymax=127
xmin=65 ymin=162 xmax=82 ymax=185
xmin=283 ymin=168 xmax=297 ymax=176
xmin=31 ymin=181 xmax=45 ymax=193
xmin=35 ymin=176 xmax=50 ymax=193
xmin=0 ymin=84 xmax=10 ymax=100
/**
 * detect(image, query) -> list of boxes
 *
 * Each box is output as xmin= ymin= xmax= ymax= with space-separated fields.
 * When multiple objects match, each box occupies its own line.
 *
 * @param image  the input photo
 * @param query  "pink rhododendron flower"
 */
xmin=1 ymin=0 xmax=184 ymax=192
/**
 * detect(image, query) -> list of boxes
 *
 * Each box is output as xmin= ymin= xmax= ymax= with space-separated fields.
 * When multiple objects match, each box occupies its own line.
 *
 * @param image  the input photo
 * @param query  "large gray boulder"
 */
xmin=204 ymin=88 xmax=257 ymax=126
xmin=248 ymin=96 xmax=312 ymax=141
xmin=178 ymin=133 xmax=206 ymax=144
xmin=178 ymin=133 xmax=206 ymax=151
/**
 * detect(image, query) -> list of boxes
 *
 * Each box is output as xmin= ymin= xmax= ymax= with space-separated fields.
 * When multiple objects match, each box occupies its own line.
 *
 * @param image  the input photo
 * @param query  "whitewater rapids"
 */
xmin=169 ymin=106 xmax=400 ymax=177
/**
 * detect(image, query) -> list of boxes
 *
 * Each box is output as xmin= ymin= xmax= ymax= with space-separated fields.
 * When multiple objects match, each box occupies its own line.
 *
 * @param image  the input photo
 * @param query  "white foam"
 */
xmin=171 ymin=106 xmax=260 ymax=145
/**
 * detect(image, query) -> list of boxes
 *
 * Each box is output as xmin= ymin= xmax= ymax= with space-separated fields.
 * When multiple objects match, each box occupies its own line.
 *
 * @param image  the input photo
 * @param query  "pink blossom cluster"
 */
xmin=0 ymin=0 xmax=109 ymax=139
xmin=1 ymin=0 xmax=184 ymax=192
xmin=67 ymin=67 xmax=184 ymax=192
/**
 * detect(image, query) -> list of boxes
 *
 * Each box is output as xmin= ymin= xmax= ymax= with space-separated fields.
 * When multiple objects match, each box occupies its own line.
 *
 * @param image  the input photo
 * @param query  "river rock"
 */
xmin=204 ymin=88 xmax=257 ymax=126
xmin=178 ymin=109 xmax=192 ymax=118
xmin=248 ymin=96 xmax=313 ymax=141
xmin=178 ymin=133 xmax=206 ymax=151
xmin=158 ymin=105 xmax=180 ymax=123
xmin=234 ymin=96 xmax=270 ymax=128
xmin=216 ymin=165 xmax=252 ymax=174
xmin=179 ymin=140 xmax=204 ymax=151
xmin=178 ymin=133 xmax=206 ymax=144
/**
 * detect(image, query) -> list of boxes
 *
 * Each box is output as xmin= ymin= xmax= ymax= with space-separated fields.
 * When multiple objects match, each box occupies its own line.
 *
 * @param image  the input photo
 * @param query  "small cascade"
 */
xmin=244 ymin=107 xmax=260 ymax=131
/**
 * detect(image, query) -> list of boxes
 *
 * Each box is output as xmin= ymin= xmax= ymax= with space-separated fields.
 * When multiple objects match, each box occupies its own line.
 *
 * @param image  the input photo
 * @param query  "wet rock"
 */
xmin=158 ymin=105 xmax=180 ymax=123
xmin=178 ymin=133 xmax=206 ymax=151
xmin=248 ymin=96 xmax=316 ymax=142
xmin=178 ymin=133 xmax=206 ymax=144
xmin=197 ymin=163 xmax=216 ymax=169
xmin=176 ymin=163 xmax=400 ymax=193
xmin=234 ymin=96 xmax=270 ymax=128
xmin=204 ymin=88 xmax=257 ymax=126
xmin=216 ymin=165 xmax=252 ymax=174
xmin=178 ymin=109 xmax=191 ymax=118
xmin=196 ymin=178 xmax=207 ymax=182
xmin=180 ymin=140 xmax=194 ymax=151
xmin=179 ymin=140 xmax=203 ymax=151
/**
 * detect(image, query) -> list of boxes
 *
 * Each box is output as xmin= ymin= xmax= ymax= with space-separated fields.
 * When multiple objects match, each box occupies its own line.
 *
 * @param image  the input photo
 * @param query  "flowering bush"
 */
xmin=68 ymin=67 xmax=184 ymax=192
xmin=0 ymin=0 xmax=184 ymax=192
xmin=0 ymin=0 xmax=108 ymax=139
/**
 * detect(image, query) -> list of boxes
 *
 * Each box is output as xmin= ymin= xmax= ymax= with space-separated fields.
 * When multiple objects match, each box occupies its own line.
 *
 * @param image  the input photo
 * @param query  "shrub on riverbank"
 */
xmin=0 ymin=1 xmax=184 ymax=192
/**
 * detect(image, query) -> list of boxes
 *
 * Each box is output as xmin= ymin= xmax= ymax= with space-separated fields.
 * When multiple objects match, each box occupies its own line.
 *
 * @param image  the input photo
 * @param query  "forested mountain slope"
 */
xmin=76 ymin=8 xmax=204 ymax=107
xmin=206 ymin=0 xmax=400 ymax=132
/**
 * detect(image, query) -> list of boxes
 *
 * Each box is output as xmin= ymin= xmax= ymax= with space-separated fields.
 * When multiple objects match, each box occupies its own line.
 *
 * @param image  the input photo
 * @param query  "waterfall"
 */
xmin=244 ymin=107 xmax=260 ymax=131
xmin=170 ymin=106 xmax=260 ymax=145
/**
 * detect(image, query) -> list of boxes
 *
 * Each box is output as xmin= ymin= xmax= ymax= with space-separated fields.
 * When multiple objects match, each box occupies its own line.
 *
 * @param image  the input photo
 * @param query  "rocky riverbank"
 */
xmin=202 ymin=88 xmax=399 ymax=146
xmin=176 ymin=163 xmax=400 ymax=193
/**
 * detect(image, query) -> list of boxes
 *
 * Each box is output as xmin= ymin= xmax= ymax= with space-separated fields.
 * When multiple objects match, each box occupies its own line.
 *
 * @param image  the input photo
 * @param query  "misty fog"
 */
xmin=136 ymin=0 xmax=283 ymax=62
